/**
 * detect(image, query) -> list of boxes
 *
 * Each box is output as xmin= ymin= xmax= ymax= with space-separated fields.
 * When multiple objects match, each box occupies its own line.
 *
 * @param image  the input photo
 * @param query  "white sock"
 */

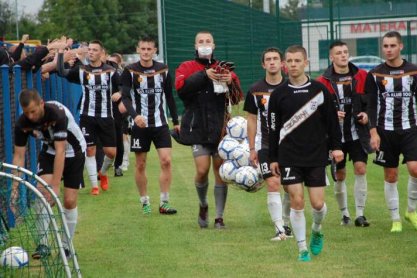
xmin=100 ymin=155 xmax=114 ymax=175
xmin=140 ymin=196 xmax=150 ymax=205
xmin=282 ymin=192 xmax=291 ymax=227
xmin=63 ymin=207 xmax=78 ymax=248
xmin=290 ymin=208 xmax=307 ymax=252
xmin=85 ymin=156 xmax=98 ymax=187
xmin=34 ymin=199 xmax=50 ymax=246
xmin=160 ymin=192 xmax=169 ymax=205
xmin=123 ymin=140 xmax=130 ymax=165
xmin=312 ymin=203 xmax=327 ymax=232
xmin=354 ymin=174 xmax=367 ymax=217
xmin=334 ymin=180 xmax=349 ymax=217
xmin=267 ymin=192 xmax=284 ymax=232
xmin=384 ymin=181 xmax=400 ymax=221
xmin=407 ymin=176 xmax=417 ymax=212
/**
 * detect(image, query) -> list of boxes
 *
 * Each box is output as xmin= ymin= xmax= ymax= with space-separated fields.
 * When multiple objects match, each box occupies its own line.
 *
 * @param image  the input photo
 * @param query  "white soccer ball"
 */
xmin=219 ymin=160 xmax=239 ymax=183
xmin=235 ymin=166 xmax=259 ymax=191
xmin=232 ymin=144 xmax=250 ymax=167
xmin=226 ymin=116 xmax=247 ymax=140
xmin=0 ymin=246 xmax=29 ymax=268
xmin=218 ymin=137 xmax=240 ymax=160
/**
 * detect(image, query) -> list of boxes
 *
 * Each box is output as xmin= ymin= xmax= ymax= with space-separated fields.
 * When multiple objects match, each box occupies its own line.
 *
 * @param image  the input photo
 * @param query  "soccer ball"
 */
xmin=218 ymin=137 xmax=240 ymax=160
xmin=226 ymin=116 xmax=247 ymax=140
xmin=232 ymin=144 xmax=250 ymax=167
xmin=0 ymin=246 xmax=29 ymax=268
xmin=219 ymin=160 xmax=239 ymax=183
xmin=235 ymin=166 xmax=259 ymax=191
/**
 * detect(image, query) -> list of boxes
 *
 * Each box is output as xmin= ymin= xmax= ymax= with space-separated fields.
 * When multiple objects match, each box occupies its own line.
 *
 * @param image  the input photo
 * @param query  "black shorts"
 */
xmin=192 ymin=144 xmax=219 ymax=158
xmin=337 ymin=140 xmax=368 ymax=170
xmin=80 ymin=115 xmax=116 ymax=148
xmin=374 ymin=127 xmax=417 ymax=167
xmin=131 ymin=125 xmax=171 ymax=152
xmin=257 ymin=149 xmax=273 ymax=179
xmin=37 ymin=152 xmax=85 ymax=189
xmin=279 ymin=166 xmax=326 ymax=187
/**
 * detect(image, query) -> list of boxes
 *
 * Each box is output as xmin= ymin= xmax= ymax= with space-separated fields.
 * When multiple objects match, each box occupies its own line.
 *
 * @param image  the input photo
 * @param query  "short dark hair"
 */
xmin=138 ymin=37 xmax=157 ymax=47
xmin=195 ymin=31 xmax=214 ymax=41
xmin=89 ymin=40 xmax=104 ymax=49
xmin=261 ymin=47 xmax=283 ymax=63
xmin=329 ymin=40 xmax=347 ymax=50
xmin=19 ymin=88 xmax=42 ymax=108
xmin=383 ymin=31 xmax=402 ymax=43
xmin=285 ymin=45 xmax=307 ymax=59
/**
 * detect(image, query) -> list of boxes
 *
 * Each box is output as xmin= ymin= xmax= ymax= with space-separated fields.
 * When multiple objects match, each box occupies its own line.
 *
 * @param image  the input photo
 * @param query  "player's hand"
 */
xmin=111 ymin=92 xmax=122 ymax=102
xmin=219 ymin=71 xmax=232 ymax=85
xmin=249 ymin=149 xmax=258 ymax=167
xmin=337 ymin=111 xmax=345 ymax=121
xmin=173 ymin=124 xmax=180 ymax=133
xmin=370 ymin=130 xmax=380 ymax=151
xmin=134 ymin=115 xmax=147 ymax=128
xmin=356 ymin=112 xmax=368 ymax=125
xmin=21 ymin=34 xmax=29 ymax=44
xmin=206 ymin=68 xmax=219 ymax=81
xmin=332 ymin=150 xmax=344 ymax=163
xmin=270 ymin=162 xmax=280 ymax=177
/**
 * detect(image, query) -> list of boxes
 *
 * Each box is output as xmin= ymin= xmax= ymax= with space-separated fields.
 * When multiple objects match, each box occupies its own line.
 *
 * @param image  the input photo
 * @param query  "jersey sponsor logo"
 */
xmin=132 ymin=138 xmax=142 ymax=149
xmin=339 ymin=97 xmax=352 ymax=105
xmin=137 ymin=88 xmax=163 ymax=95
xmin=85 ymin=84 xmax=109 ymax=91
xmin=338 ymin=76 xmax=352 ymax=82
xmin=382 ymin=91 xmax=412 ymax=99
xmin=293 ymin=89 xmax=309 ymax=94
xmin=54 ymin=131 xmax=67 ymax=139
xmin=389 ymin=70 xmax=404 ymax=75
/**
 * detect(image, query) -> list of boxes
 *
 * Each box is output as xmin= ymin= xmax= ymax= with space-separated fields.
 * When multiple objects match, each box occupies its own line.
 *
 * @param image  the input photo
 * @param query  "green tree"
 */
xmin=33 ymin=0 xmax=156 ymax=53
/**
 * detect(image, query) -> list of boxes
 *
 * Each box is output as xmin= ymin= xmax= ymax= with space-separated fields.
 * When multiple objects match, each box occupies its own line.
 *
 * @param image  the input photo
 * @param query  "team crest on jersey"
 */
xmin=138 ymin=76 xmax=143 ymax=83
xmin=260 ymin=97 xmax=267 ymax=105
xmin=381 ymin=79 xmax=388 ymax=86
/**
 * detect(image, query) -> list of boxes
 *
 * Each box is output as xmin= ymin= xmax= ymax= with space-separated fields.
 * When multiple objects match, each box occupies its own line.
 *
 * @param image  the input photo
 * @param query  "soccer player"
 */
xmin=317 ymin=41 xmax=371 ymax=227
xmin=57 ymin=40 xmax=120 ymax=195
xmin=12 ymin=88 xmax=86 ymax=258
xmin=121 ymin=37 xmax=179 ymax=215
xmin=268 ymin=45 xmax=343 ymax=262
xmin=366 ymin=31 xmax=417 ymax=232
xmin=244 ymin=47 xmax=292 ymax=240
xmin=175 ymin=31 xmax=243 ymax=228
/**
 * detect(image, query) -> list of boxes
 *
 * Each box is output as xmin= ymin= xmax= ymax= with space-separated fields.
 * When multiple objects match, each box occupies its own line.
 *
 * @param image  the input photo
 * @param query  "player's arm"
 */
xmin=268 ymin=91 xmax=280 ymax=176
xmin=120 ymin=68 xmax=146 ymax=128
xmin=164 ymin=71 xmax=180 ymax=130
xmin=56 ymin=49 xmax=80 ymax=83
xmin=247 ymin=113 xmax=258 ymax=166
xmin=175 ymin=62 xmax=209 ymax=101
xmin=364 ymin=71 xmax=380 ymax=151
xmin=50 ymin=140 xmax=65 ymax=193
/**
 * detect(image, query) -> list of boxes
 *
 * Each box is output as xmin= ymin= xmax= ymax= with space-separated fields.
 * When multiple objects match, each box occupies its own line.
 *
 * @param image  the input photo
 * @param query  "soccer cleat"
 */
xmin=32 ymin=244 xmax=51 ymax=260
xmin=340 ymin=215 xmax=351 ymax=226
xmin=390 ymin=221 xmax=402 ymax=233
xmin=310 ymin=231 xmax=324 ymax=255
xmin=271 ymin=229 xmax=287 ymax=241
xmin=283 ymin=225 xmax=294 ymax=238
xmin=90 ymin=187 xmax=99 ymax=196
xmin=355 ymin=216 xmax=370 ymax=227
xmin=159 ymin=201 xmax=177 ymax=215
xmin=405 ymin=211 xmax=417 ymax=230
xmin=114 ymin=168 xmax=123 ymax=177
xmin=298 ymin=250 xmax=311 ymax=262
xmin=198 ymin=205 xmax=208 ymax=228
xmin=142 ymin=203 xmax=151 ymax=215
xmin=214 ymin=218 xmax=225 ymax=229
xmin=98 ymin=171 xmax=109 ymax=191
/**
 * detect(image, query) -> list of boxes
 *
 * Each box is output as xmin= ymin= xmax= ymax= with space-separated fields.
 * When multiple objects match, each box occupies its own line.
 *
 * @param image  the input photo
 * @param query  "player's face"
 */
xmin=88 ymin=43 xmax=103 ymax=63
xmin=23 ymin=100 xmax=45 ymax=124
xmin=195 ymin=33 xmax=215 ymax=51
xmin=382 ymin=36 xmax=403 ymax=62
xmin=262 ymin=52 xmax=282 ymax=75
xmin=330 ymin=45 xmax=349 ymax=68
xmin=285 ymin=52 xmax=308 ymax=79
xmin=137 ymin=41 xmax=157 ymax=63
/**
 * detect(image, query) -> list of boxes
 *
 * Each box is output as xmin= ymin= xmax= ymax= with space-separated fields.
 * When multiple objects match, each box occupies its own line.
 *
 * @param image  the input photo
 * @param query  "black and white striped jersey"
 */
xmin=366 ymin=60 xmax=417 ymax=131
xmin=15 ymin=101 xmax=86 ymax=157
xmin=121 ymin=61 xmax=179 ymax=127
xmin=243 ymin=78 xmax=284 ymax=150
xmin=59 ymin=59 xmax=119 ymax=118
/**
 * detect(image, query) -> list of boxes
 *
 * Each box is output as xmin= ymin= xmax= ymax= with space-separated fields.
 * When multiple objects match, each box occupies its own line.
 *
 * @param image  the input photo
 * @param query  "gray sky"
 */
xmin=15 ymin=0 xmax=44 ymax=15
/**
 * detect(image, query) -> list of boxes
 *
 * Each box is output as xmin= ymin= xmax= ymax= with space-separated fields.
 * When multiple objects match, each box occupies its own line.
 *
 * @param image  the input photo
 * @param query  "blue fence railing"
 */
xmin=0 ymin=65 xmax=82 ymax=227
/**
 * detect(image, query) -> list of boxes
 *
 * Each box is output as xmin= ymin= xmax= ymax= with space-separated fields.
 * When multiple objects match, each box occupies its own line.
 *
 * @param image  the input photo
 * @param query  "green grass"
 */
xmin=74 ymin=141 xmax=417 ymax=277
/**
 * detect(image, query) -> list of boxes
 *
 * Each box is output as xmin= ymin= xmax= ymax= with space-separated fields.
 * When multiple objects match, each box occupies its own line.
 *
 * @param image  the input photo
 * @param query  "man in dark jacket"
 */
xmin=175 ymin=31 xmax=242 ymax=229
xmin=317 ymin=40 xmax=371 ymax=228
